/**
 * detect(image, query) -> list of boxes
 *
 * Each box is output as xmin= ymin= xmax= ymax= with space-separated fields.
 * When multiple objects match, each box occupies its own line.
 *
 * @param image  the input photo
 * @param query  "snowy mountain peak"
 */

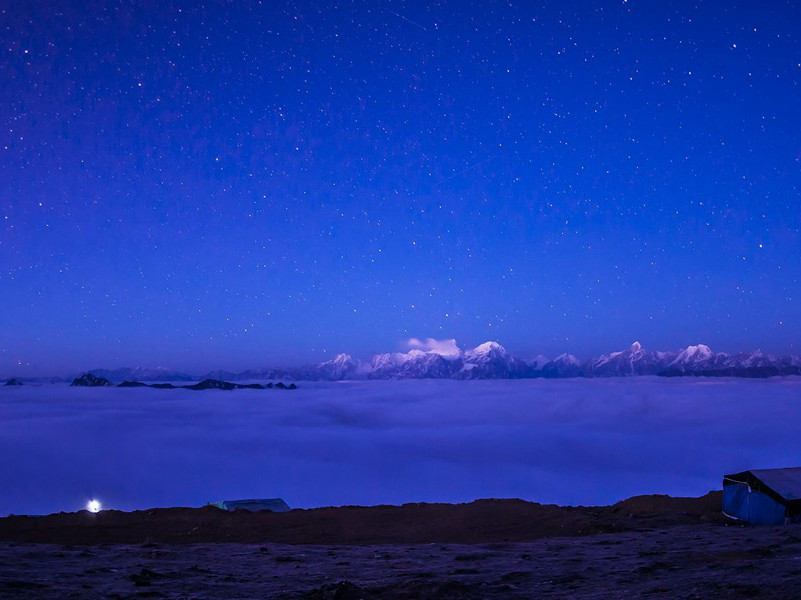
xmin=317 ymin=353 xmax=359 ymax=380
xmin=668 ymin=344 xmax=715 ymax=368
xmin=528 ymin=354 xmax=550 ymax=369
xmin=684 ymin=344 xmax=712 ymax=359
xmin=630 ymin=341 xmax=643 ymax=352
xmin=553 ymin=353 xmax=580 ymax=366
xmin=469 ymin=341 xmax=506 ymax=355
xmin=452 ymin=341 xmax=525 ymax=379
xmin=330 ymin=353 xmax=354 ymax=366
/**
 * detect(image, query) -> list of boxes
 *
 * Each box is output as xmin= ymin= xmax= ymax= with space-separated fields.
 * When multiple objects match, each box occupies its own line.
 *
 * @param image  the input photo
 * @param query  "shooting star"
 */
xmin=436 ymin=156 xmax=497 ymax=186
xmin=386 ymin=9 xmax=428 ymax=32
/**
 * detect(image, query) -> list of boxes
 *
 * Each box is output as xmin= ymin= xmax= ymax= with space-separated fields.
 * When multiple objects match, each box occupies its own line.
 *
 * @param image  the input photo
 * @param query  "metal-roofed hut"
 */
xmin=211 ymin=498 xmax=291 ymax=513
xmin=723 ymin=467 xmax=801 ymax=525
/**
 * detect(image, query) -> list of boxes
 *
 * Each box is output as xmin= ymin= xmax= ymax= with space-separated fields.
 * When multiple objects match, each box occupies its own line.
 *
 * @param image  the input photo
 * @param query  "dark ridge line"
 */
xmin=70 ymin=375 xmax=297 ymax=390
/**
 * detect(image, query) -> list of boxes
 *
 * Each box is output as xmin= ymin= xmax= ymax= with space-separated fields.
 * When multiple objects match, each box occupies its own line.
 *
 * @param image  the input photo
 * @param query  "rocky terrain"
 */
xmin=1 ymin=493 xmax=799 ymax=598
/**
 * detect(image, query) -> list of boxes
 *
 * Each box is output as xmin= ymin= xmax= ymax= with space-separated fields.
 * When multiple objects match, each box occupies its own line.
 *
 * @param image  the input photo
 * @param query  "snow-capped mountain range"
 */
xmin=49 ymin=341 xmax=801 ymax=382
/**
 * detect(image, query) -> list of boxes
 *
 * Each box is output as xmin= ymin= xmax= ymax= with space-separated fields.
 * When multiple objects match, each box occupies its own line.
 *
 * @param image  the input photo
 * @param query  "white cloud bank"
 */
xmin=405 ymin=337 xmax=461 ymax=356
xmin=1 ymin=377 xmax=801 ymax=516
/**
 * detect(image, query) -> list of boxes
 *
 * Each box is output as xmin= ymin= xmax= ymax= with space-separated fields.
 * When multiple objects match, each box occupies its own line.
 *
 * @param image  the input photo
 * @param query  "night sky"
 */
xmin=2 ymin=1 xmax=800 ymax=376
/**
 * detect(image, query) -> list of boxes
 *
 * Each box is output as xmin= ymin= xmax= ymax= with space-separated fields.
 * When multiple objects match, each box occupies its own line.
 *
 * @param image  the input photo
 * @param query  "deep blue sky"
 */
xmin=1 ymin=1 xmax=800 ymax=375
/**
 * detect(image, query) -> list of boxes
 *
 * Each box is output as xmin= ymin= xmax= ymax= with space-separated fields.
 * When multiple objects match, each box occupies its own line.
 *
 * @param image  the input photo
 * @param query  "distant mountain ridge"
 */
xmin=243 ymin=340 xmax=797 ymax=380
xmin=293 ymin=341 xmax=800 ymax=380
xmin=84 ymin=367 xmax=196 ymax=382
xmin=7 ymin=342 xmax=800 ymax=383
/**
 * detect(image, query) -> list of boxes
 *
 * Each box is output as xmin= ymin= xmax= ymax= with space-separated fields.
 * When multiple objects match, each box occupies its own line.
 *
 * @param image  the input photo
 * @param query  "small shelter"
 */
xmin=211 ymin=498 xmax=291 ymax=512
xmin=723 ymin=467 xmax=801 ymax=525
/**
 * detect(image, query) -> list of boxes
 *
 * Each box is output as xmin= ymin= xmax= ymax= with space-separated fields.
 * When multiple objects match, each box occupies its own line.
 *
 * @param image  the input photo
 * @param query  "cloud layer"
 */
xmin=405 ymin=337 xmax=462 ymax=356
xmin=1 ymin=377 xmax=801 ymax=516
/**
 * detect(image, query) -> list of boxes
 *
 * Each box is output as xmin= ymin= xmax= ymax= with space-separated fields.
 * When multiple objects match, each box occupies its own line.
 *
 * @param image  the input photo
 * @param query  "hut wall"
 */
xmin=723 ymin=481 xmax=787 ymax=525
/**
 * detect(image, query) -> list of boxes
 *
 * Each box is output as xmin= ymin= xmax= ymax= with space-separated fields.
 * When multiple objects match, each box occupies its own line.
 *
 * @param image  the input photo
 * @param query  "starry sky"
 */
xmin=2 ymin=1 xmax=800 ymax=375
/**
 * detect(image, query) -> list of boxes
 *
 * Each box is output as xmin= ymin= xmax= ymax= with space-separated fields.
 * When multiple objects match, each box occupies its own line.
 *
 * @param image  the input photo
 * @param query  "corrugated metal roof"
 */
xmin=212 ymin=498 xmax=291 ymax=512
xmin=745 ymin=468 xmax=801 ymax=501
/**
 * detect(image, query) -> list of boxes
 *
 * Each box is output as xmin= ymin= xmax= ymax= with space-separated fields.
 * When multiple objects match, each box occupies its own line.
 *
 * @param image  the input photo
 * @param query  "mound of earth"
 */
xmin=613 ymin=491 xmax=724 ymax=516
xmin=0 ymin=492 xmax=723 ymax=545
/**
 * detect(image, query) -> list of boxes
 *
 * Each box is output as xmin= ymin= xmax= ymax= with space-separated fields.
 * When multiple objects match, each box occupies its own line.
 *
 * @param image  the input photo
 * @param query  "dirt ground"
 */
xmin=2 ymin=492 xmax=798 ymax=598
xmin=0 ymin=493 xmax=724 ymax=546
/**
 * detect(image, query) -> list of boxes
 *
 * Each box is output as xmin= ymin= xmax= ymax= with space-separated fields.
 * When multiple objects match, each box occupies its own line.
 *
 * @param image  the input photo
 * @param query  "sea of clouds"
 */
xmin=2 ymin=377 xmax=801 ymax=516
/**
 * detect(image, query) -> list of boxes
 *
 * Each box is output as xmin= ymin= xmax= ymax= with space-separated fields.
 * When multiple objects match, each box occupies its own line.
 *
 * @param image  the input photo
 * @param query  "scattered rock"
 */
xmin=274 ymin=555 xmax=302 ymax=563
xmin=1 ymin=580 xmax=48 ymax=590
xmin=454 ymin=553 xmax=492 ymax=561
xmin=634 ymin=561 xmax=675 ymax=574
xmin=296 ymin=580 xmax=367 ymax=600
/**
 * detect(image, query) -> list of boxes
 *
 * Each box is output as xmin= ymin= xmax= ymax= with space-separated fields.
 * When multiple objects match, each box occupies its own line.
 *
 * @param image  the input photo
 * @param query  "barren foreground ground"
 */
xmin=2 ymin=492 xmax=800 ymax=598
xmin=3 ymin=525 xmax=801 ymax=599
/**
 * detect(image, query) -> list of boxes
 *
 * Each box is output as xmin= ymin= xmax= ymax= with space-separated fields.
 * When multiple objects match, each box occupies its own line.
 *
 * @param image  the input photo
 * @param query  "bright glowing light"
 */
xmin=87 ymin=499 xmax=102 ymax=513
